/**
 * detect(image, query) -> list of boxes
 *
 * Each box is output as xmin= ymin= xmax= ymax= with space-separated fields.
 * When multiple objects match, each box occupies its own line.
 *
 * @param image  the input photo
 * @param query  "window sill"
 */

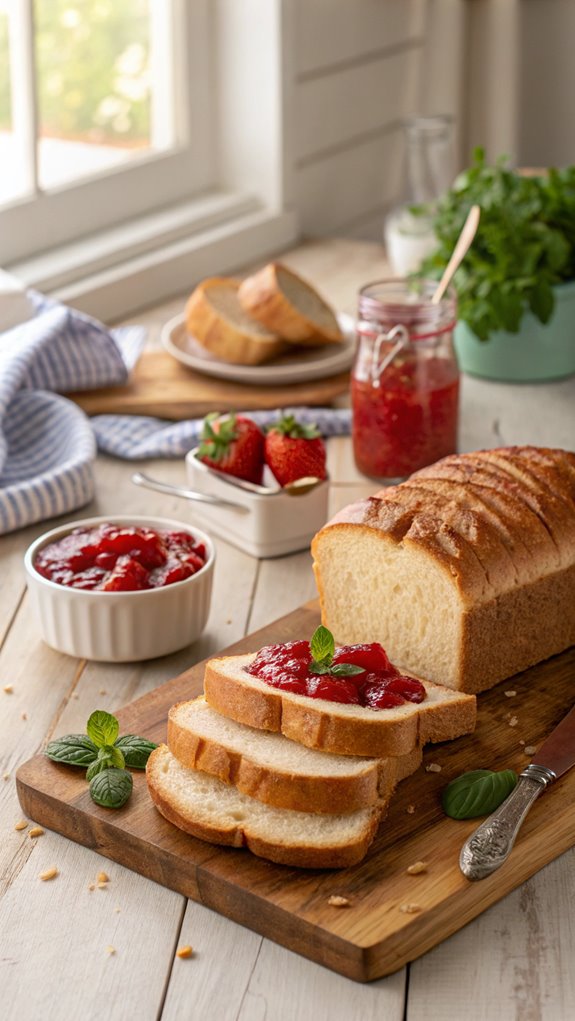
xmin=9 ymin=193 xmax=300 ymax=321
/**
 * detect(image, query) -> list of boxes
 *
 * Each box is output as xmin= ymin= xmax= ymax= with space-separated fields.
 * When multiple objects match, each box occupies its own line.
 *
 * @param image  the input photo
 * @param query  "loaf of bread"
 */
xmin=238 ymin=262 xmax=343 ymax=346
xmin=167 ymin=697 xmax=423 ymax=814
xmin=203 ymin=654 xmax=476 ymax=757
xmin=312 ymin=446 xmax=575 ymax=693
xmin=147 ymin=744 xmax=385 ymax=868
xmin=185 ymin=277 xmax=288 ymax=365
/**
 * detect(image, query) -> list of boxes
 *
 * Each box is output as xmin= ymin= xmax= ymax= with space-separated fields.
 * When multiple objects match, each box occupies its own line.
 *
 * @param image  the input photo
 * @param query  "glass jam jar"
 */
xmin=351 ymin=279 xmax=459 ymax=481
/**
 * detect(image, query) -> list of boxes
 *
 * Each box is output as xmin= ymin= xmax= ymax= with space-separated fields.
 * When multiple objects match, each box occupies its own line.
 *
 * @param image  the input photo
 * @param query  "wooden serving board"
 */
xmin=65 ymin=350 xmax=350 ymax=419
xmin=16 ymin=602 xmax=575 ymax=982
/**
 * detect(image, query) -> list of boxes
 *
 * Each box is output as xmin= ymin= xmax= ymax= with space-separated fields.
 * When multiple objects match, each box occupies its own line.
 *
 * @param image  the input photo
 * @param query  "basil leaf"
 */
xmin=114 ymin=735 xmax=157 ymax=769
xmin=330 ymin=663 xmax=365 ymax=677
xmin=45 ymin=735 xmax=99 ymax=767
xmin=89 ymin=767 xmax=133 ymax=809
xmin=87 ymin=711 xmax=119 ymax=748
xmin=442 ymin=769 xmax=518 ymax=819
xmin=310 ymin=625 xmax=335 ymax=665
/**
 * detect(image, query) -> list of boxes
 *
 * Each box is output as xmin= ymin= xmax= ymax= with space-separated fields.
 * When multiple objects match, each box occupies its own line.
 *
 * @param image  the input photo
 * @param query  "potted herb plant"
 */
xmin=420 ymin=148 xmax=575 ymax=381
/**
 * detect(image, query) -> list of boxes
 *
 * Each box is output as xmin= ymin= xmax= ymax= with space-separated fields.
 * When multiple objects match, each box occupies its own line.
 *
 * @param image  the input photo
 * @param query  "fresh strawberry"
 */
xmin=264 ymin=415 xmax=327 ymax=486
xmin=198 ymin=412 xmax=264 ymax=484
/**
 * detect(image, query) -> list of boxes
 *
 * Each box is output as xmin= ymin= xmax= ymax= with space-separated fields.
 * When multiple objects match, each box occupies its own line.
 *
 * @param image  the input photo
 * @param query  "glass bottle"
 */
xmin=351 ymin=278 xmax=459 ymax=482
xmin=384 ymin=115 xmax=455 ymax=276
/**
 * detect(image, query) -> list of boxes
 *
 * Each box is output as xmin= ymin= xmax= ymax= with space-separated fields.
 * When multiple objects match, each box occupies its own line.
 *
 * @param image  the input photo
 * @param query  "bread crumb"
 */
xmin=40 ymin=868 xmax=59 ymax=881
xmin=519 ymin=740 xmax=525 ymax=746
xmin=504 ymin=690 xmax=517 ymax=697
xmin=226 ymin=619 xmax=232 ymax=625
xmin=97 ymin=881 xmax=108 ymax=890
xmin=99 ymin=689 xmax=107 ymax=696
xmin=400 ymin=903 xmax=422 ymax=914
xmin=406 ymin=861 xmax=428 ymax=875
xmin=88 ymin=883 xmax=96 ymax=891
xmin=328 ymin=895 xmax=350 ymax=907
xmin=3 ymin=684 xmax=13 ymax=694
xmin=176 ymin=945 xmax=194 ymax=959
xmin=29 ymin=827 xmax=45 ymax=838
xmin=106 ymin=946 xmax=116 ymax=955
xmin=21 ymin=712 xmax=28 ymax=721
xmin=524 ymin=745 xmax=537 ymax=756
xmin=406 ymin=804 xmax=416 ymax=814
xmin=3 ymin=773 xmax=10 ymax=781
xmin=14 ymin=819 xmax=28 ymax=831
xmin=114 ymin=906 xmax=121 ymax=913
xmin=425 ymin=763 xmax=442 ymax=773
xmin=97 ymin=871 xmax=109 ymax=883
xmin=71 ymin=691 xmax=79 ymax=699
xmin=509 ymin=716 xmax=518 ymax=727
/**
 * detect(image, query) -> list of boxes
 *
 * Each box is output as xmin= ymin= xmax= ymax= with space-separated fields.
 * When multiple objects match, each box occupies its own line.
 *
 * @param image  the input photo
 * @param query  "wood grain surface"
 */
xmin=65 ymin=350 xmax=350 ymax=419
xmin=16 ymin=600 xmax=575 ymax=983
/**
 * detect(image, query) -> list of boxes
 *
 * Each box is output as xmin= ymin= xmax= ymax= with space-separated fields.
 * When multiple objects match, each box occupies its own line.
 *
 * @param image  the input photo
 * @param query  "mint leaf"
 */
xmin=330 ymin=663 xmax=365 ymax=677
xmin=87 ymin=711 xmax=119 ymax=748
xmin=89 ymin=768 xmax=133 ymax=809
xmin=309 ymin=660 xmax=331 ymax=675
xmin=114 ymin=735 xmax=157 ymax=769
xmin=442 ymin=769 xmax=517 ymax=819
xmin=310 ymin=625 xmax=335 ymax=664
xmin=45 ymin=735 xmax=99 ymax=767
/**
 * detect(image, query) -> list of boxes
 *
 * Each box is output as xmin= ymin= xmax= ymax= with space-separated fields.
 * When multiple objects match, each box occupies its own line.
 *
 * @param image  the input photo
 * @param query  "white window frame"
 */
xmin=2 ymin=0 xmax=299 ymax=320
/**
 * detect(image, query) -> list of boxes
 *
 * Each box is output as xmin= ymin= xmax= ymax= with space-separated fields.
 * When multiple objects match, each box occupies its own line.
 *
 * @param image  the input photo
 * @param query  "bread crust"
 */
xmin=238 ymin=263 xmax=343 ymax=345
xmin=185 ymin=276 xmax=287 ymax=365
xmin=203 ymin=656 xmax=476 ymax=758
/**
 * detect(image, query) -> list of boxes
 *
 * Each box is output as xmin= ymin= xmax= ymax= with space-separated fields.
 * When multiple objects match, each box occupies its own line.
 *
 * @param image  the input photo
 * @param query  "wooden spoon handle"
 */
xmin=432 ymin=204 xmax=481 ymax=305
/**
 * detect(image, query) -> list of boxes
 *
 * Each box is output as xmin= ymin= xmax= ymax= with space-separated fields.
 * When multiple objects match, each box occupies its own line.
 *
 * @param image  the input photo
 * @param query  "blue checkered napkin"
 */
xmin=0 ymin=301 xmax=146 ymax=535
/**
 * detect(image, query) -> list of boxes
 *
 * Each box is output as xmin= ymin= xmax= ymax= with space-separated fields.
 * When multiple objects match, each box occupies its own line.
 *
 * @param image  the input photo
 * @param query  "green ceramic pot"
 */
xmin=454 ymin=280 xmax=575 ymax=381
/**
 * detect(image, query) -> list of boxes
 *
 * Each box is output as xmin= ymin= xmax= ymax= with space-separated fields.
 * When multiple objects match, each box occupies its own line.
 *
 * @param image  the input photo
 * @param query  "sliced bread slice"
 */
xmin=185 ymin=277 xmax=288 ymax=365
xmin=147 ymin=744 xmax=383 ymax=868
xmin=168 ymin=697 xmax=423 ymax=814
xmin=238 ymin=263 xmax=343 ymax=345
xmin=203 ymin=654 xmax=476 ymax=758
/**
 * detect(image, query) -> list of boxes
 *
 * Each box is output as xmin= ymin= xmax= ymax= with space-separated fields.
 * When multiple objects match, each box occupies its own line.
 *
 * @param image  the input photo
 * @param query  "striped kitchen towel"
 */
xmin=0 ymin=297 xmax=145 ymax=534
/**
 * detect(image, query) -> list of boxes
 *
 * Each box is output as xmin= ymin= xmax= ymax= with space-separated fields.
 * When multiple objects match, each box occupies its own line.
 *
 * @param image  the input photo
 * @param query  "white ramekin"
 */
xmin=24 ymin=515 xmax=215 ymax=662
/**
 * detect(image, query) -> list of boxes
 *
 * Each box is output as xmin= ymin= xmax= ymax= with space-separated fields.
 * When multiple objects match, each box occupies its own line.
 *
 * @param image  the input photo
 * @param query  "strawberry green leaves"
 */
xmin=45 ymin=710 xmax=156 ymax=809
xmin=442 ymin=768 xmax=518 ymax=819
xmin=309 ymin=625 xmax=364 ymax=678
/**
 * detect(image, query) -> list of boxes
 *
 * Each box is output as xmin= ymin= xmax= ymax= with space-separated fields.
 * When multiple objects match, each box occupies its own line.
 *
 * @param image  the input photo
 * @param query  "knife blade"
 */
xmin=460 ymin=700 xmax=575 ymax=881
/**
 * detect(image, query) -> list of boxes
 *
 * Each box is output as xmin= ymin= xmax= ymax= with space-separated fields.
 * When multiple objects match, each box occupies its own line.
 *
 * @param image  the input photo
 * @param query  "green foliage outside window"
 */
xmin=0 ymin=0 xmax=151 ymax=146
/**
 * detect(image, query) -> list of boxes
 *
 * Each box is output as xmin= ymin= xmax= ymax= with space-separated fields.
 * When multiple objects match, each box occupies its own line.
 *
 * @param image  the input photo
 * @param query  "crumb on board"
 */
xmin=88 ymin=884 xmax=96 ymax=891
xmin=3 ymin=773 xmax=10 ymax=781
xmin=406 ymin=805 xmax=416 ymax=814
xmin=524 ymin=745 xmax=537 ymax=756
xmin=509 ymin=716 xmax=518 ymax=727
xmin=406 ymin=861 xmax=428 ymax=875
xmin=400 ymin=903 xmax=422 ymax=914
xmin=176 ymin=946 xmax=194 ymax=959
xmin=328 ymin=895 xmax=350 ymax=907
xmin=97 ymin=871 xmax=109 ymax=883
xmin=3 ymin=685 xmax=14 ymax=694
xmin=106 ymin=946 xmax=116 ymax=955
xmin=504 ymin=690 xmax=517 ymax=697
xmin=29 ymin=827 xmax=45 ymax=838
xmin=14 ymin=819 xmax=28 ymax=831
xmin=425 ymin=763 xmax=442 ymax=773
xmin=21 ymin=712 xmax=28 ymax=721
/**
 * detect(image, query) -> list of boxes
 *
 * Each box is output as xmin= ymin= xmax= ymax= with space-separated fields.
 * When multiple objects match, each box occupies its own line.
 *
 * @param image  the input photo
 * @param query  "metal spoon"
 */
xmin=131 ymin=471 xmax=249 ymax=512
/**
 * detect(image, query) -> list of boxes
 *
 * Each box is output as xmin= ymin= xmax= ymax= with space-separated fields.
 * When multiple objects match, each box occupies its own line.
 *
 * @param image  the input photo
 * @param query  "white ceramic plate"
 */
xmin=160 ymin=312 xmax=356 ymax=386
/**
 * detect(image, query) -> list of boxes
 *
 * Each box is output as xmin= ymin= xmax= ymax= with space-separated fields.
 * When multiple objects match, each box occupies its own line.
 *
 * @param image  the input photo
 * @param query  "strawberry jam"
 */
xmin=34 ymin=524 xmax=207 ymax=591
xmin=246 ymin=640 xmax=426 ymax=710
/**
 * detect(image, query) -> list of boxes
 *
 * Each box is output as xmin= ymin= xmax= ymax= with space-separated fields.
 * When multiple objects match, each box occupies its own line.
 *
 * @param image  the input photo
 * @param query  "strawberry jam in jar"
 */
xmin=352 ymin=279 xmax=459 ymax=481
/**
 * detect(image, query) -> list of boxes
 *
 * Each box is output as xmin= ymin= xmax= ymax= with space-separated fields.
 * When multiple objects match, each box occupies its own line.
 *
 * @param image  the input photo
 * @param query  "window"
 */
xmin=0 ymin=0 xmax=297 ymax=319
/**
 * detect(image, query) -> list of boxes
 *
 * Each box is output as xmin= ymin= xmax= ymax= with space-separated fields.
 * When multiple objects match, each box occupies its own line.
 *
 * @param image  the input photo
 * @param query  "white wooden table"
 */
xmin=1 ymin=241 xmax=575 ymax=1021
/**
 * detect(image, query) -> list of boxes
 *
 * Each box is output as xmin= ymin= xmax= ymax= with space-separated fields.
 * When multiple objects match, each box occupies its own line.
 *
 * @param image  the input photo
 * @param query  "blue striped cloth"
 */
xmin=0 ymin=297 xmax=145 ymax=534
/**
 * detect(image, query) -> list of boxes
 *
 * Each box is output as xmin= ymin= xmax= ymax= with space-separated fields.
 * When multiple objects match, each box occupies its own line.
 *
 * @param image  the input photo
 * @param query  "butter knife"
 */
xmin=460 ymin=701 xmax=575 ymax=881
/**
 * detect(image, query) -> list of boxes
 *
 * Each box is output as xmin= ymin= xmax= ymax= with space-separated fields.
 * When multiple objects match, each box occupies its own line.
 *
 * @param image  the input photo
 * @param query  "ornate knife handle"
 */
xmin=459 ymin=764 xmax=556 ymax=881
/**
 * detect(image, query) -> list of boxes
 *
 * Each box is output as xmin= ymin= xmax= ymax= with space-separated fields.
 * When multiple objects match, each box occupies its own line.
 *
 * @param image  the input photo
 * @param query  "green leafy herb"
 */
xmin=87 ymin=710 xmax=119 ymax=748
xmin=115 ymin=735 xmax=159 ymax=769
xmin=45 ymin=709 xmax=156 ymax=809
xmin=89 ymin=768 xmax=133 ymax=809
xmin=418 ymin=148 xmax=575 ymax=340
xmin=45 ymin=734 xmax=99 ymax=767
xmin=442 ymin=768 xmax=518 ymax=819
xmin=309 ymin=625 xmax=365 ymax=678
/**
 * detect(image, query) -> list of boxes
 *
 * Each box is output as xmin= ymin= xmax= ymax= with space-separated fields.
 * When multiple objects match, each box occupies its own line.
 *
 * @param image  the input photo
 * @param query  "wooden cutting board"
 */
xmin=16 ymin=602 xmax=575 ymax=982
xmin=65 ymin=350 xmax=350 ymax=419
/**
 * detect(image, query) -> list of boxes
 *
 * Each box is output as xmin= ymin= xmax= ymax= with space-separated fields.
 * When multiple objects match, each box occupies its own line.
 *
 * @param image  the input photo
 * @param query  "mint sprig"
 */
xmin=309 ymin=625 xmax=364 ymax=678
xmin=45 ymin=710 xmax=156 ymax=810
